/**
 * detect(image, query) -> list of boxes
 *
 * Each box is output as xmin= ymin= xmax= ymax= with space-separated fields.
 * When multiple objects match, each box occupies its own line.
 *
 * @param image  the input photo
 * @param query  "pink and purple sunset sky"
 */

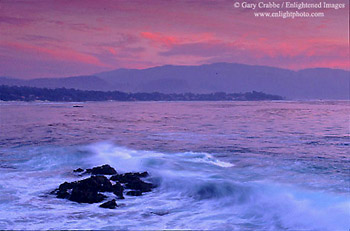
xmin=0 ymin=0 xmax=349 ymax=79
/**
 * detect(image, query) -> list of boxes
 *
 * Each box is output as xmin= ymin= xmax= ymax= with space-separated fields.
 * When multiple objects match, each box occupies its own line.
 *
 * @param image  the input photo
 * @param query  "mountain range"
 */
xmin=0 ymin=63 xmax=349 ymax=99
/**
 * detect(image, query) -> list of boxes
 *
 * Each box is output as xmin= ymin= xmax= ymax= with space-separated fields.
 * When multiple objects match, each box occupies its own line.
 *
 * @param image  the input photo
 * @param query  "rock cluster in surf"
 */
xmin=51 ymin=164 xmax=156 ymax=209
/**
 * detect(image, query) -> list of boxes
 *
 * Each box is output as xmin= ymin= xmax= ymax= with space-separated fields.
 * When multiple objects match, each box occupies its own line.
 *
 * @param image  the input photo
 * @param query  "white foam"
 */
xmin=188 ymin=152 xmax=234 ymax=168
xmin=1 ymin=142 xmax=349 ymax=230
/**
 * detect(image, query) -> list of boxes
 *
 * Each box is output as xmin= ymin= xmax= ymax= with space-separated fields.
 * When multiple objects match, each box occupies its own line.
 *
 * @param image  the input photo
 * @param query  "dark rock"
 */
xmin=112 ymin=182 xmax=124 ymax=199
xmin=125 ymin=179 xmax=154 ymax=192
xmin=150 ymin=211 xmax=170 ymax=216
xmin=126 ymin=172 xmax=149 ymax=178
xmin=73 ymin=168 xmax=84 ymax=173
xmin=58 ymin=181 xmax=76 ymax=191
xmin=126 ymin=190 xmax=142 ymax=196
xmin=109 ymin=174 xmax=121 ymax=182
xmin=110 ymin=172 xmax=154 ymax=193
xmin=99 ymin=199 xmax=117 ymax=209
xmin=54 ymin=165 xmax=156 ymax=206
xmin=86 ymin=164 xmax=117 ymax=175
xmin=69 ymin=187 xmax=106 ymax=203
xmin=75 ymin=175 xmax=113 ymax=192
xmin=110 ymin=172 xmax=149 ymax=183
xmin=56 ymin=190 xmax=70 ymax=199
xmin=55 ymin=176 xmax=112 ymax=203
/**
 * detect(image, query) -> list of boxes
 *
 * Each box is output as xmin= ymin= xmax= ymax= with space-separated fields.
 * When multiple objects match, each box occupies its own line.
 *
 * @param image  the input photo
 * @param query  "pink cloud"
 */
xmin=0 ymin=0 xmax=348 ymax=78
xmin=2 ymin=42 xmax=108 ymax=67
xmin=141 ymin=32 xmax=180 ymax=47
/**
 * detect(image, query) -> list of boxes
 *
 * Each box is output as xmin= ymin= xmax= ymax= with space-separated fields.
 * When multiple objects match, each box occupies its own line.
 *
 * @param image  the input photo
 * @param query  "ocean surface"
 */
xmin=0 ymin=101 xmax=349 ymax=230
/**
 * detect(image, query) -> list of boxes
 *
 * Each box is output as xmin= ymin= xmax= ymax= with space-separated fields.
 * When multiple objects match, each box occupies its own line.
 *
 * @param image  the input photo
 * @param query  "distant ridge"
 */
xmin=1 ymin=63 xmax=349 ymax=99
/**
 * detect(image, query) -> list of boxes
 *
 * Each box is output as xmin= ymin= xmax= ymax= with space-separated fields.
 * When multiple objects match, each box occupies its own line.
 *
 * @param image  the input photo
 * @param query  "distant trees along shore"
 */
xmin=0 ymin=85 xmax=284 ymax=102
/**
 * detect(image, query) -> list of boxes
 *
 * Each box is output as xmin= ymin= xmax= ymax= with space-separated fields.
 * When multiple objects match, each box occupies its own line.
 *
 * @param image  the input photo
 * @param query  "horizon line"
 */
xmin=2 ymin=62 xmax=349 ymax=80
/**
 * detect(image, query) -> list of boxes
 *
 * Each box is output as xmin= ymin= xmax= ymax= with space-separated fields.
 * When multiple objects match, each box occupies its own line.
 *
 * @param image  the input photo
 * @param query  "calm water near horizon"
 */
xmin=0 ymin=101 xmax=349 ymax=230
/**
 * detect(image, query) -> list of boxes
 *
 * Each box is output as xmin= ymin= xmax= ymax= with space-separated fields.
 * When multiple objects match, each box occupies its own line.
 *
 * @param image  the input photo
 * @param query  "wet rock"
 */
xmin=99 ymin=199 xmax=117 ymax=209
xmin=110 ymin=172 xmax=155 ymax=192
xmin=109 ymin=173 xmax=133 ymax=183
xmin=56 ymin=190 xmax=70 ymax=199
xmin=54 ymin=176 xmax=112 ymax=203
xmin=112 ymin=182 xmax=124 ymax=199
xmin=54 ymin=181 xmax=77 ymax=199
xmin=54 ymin=165 xmax=156 ymax=206
xmin=126 ymin=190 xmax=142 ymax=196
xmin=69 ymin=187 xmax=106 ymax=203
xmin=58 ymin=181 xmax=76 ymax=191
xmin=73 ymin=168 xmax=84 ymax=173
xmin=150 ymin=210 xmax=170 ymax=216
xmin=110 ymin=172 xmax=149 ymax=182
xmin=133 ymin=172 xmax=149 ymax=178
xmin=86 ymin=164 xmax=117 ymax=175
xmin=125 ymin=179 xmax=154 ymax=192
xmin=75 ymin=175 xmax=113 ymax=192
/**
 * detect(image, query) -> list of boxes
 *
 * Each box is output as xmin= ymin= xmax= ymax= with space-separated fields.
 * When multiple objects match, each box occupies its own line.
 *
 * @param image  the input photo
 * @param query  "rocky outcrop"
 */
xmin=126 ymin=191 xmax=142 ymax=196
xmin=99 ymin=199 xmax=117 ymax=209
xmin=110 ymin=172 xmax=153 ymax=192
xmin=85 ymin=164 xmax=118 ymax=175
xmin=52 ymin=164 xmax=156 ymax=209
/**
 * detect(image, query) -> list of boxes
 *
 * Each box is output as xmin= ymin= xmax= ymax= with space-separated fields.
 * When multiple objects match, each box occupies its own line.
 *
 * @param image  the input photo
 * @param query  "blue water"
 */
xmin=0 ymin=101 xmax=349 ymax=230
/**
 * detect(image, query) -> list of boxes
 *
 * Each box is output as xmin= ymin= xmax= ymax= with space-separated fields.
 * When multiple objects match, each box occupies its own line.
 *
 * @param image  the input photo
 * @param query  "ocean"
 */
xmin=0 ymin=101 xmax=349 ymax=230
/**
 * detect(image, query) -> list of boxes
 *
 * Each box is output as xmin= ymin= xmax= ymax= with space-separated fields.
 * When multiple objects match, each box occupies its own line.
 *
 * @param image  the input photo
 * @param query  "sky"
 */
xmin=0 ymin=0 xmax=349 ymax=79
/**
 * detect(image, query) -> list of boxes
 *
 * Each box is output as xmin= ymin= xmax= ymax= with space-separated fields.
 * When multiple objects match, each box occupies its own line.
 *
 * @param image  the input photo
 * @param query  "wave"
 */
xmin=82 ymin=142 xmax=350 ymax=230
xmin=0 ymin=141 xmax=349 ymax=230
